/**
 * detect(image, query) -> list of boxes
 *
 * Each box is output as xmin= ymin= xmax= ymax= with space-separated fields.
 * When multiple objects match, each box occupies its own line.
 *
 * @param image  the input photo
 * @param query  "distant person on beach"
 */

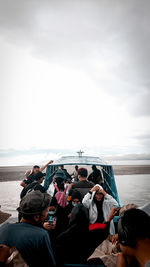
xmin=0 ymin=191 xmax=56 ymax=267
xmin=116 ymin=208 xmax=150 ymax=267
xmin=20 ymin=171 xmax=46 ymax=199
xmin=69 ymin=168 xmax=94 ymax=199
xmin=20 ymin=160 xmax=53 ymax=187
xmin=88 ymin=165 xmax=103 ymax=185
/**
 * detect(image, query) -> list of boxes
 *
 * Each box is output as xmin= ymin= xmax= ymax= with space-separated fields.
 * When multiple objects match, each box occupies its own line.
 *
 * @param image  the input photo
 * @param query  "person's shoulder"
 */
xmin=84 ymin=180 xmax=94 ymax=185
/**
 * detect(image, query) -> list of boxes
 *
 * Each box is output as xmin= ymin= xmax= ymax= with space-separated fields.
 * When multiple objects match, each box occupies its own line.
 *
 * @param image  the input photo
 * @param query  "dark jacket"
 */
xmin=20 ymin=181 xmax=46 ymax=199
xmin=69 ymin=180 xmax=94 ymax=200
xmin=55 ymin=204 xmax=90 ymax=265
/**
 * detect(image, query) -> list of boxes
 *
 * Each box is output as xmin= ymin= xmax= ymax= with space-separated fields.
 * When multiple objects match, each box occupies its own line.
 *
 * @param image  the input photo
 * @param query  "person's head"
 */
xmin=34 ymin=171 xmax=46 ymax=184
xmin=25 ymin=169 xmax=32 ymax=178
xmin=54 ymin=169 xmax=66 ymax=190
xmin=78 ymin=168 xmax=88 ymax=180
xmin=60 ymin=165 xmax=64 ymax=170
xmin=69 ymin=204 xmax=89 ymax=229
xmin=72 ymin=190 xmax=82 ymax=207
xmin=75 ymin=165 xmax=78 ymax=171
xmin=118 ymin=208 xmax=150 ymax=255
xmin=92 ymin=165 xmax=97 ymax=171
xmin=32 ymin=165 xmax=40 ymax=175
xmin=65 ymin=179 xmax=71 ymax=184
xmin=18 ymin=191 xmax=51 ymax=226
xmin=94 ymin=185 xmax=104 ymax=202
xmin=49 ymin=197 xmax=58 ymax=212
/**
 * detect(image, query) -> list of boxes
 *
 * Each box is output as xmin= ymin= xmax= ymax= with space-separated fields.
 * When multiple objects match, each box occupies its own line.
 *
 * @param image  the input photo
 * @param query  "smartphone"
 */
xmin=115 ymin=207 xmax=121 ymax=216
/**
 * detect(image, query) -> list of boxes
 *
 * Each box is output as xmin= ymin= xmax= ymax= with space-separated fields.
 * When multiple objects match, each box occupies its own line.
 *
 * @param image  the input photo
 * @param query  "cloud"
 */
xmin=0 ymin=0 xmax=150 ymax=158
xmin=0 ymin=0 xmax=149 ymax=117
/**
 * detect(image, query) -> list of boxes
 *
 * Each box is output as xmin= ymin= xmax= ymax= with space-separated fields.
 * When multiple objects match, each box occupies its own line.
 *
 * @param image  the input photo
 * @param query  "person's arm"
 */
xmin=0 ymin=245 xmax=10 ymax=266
xmin=104 ymin=192 xmax=118 ymax=207
xmin=40 ymin=160 xmax=53 ymax=172
xmin=20 ymin=180 xmax=26 ymax=187
xmin=106 ymin=207 xmax=119 ymax=223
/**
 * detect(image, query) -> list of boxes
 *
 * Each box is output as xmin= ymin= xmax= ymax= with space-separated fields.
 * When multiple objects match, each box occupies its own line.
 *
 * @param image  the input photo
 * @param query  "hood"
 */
xmin=91 ymin=184 xmax=104 ymax=201
xmin=69 ymin=204 xmax=89 ymax=228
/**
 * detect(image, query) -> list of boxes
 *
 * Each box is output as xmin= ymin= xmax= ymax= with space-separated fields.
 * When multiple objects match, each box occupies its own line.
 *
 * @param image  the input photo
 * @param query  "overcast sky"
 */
xmin=0 ymin=0 xmax=150 ymax=165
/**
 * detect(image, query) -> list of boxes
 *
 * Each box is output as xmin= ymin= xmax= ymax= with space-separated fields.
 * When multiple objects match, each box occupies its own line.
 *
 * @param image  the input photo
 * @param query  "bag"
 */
xmin=6 ymin=246 xmax=28 ymax=267
xmin=89 ymin=223 xmax=106 ymax=231
xmin=54 ymin=184 xmax=68 ymax=208
xmin=47 ymin=182 xmax=55 ymax=197
xmin=20 ymin=182 xmax=38 ymax=199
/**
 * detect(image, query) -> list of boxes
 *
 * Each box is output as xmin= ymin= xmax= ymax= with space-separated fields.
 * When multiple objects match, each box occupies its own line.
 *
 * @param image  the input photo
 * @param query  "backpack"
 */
xmin=54 ymin=183 xmax=68 ymax=208
xmin=20 ymin=182 xmax=39 ymax=199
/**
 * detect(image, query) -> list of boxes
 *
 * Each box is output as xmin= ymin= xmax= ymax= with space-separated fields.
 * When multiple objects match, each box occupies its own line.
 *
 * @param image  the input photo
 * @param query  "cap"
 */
xmin=35 ymin=171 xmax=46 ymax=181
xmin=17 ymin=191 xmax=51 ymax=215
xmin=55 ymin=169 xmax=66 ymax=180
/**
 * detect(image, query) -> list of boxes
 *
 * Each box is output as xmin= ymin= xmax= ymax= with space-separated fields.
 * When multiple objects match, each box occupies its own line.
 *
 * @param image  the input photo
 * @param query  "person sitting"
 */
xmin=20 ymin=160 xmax=53 ymax=188
xmin=0 ymin=191 xmax=56 ymax=267
xmin=82 ymin=184 xmax=118 ymax=234
xmin=43 ymin=197 xmax=68 ymax=249
xmin=88 ymin=165 xmax=103 ymax=185
xmin=69 ymin=168 xmax=94 ymax=200
xmin=116 ymin=208 xmax=150 ymax=267
xmin=54 ymin=204 xmax=90 ymax=265
xmin=20 ymin=171 xmax=46 ymax=199
xmin=65 ymin=190 xmax=82 ymax=221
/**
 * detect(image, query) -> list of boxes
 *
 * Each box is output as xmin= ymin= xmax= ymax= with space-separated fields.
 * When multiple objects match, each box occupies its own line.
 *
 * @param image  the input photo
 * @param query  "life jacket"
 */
xmin=54 ymin=184 xmax=68 ymax=208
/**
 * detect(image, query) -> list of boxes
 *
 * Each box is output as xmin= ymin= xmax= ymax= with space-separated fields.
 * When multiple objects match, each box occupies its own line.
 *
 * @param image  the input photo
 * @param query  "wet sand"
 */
xmin=0 ymin=165 xmax=150 ymax=182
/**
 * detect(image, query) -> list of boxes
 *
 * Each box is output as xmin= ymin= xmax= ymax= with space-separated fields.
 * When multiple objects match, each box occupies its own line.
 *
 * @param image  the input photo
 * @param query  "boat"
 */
xmin=44 ymin=152 xmax=121 ymax=206
xmin=44 ymin=152 xmax=121 ymax=266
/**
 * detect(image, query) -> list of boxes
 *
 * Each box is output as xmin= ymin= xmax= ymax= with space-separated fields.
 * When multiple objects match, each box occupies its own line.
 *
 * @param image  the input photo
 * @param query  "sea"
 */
xmin=0 ymin=174 xmax=150 ymax=220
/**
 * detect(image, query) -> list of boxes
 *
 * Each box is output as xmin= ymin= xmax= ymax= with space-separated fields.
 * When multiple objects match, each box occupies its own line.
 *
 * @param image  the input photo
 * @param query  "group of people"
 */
xmin=0 ymin=160 xmax=150 ymax=267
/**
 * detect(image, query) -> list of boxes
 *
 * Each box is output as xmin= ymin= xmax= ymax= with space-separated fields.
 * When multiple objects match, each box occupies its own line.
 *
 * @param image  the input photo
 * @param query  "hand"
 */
xmin=112 ymin=234 xmax=119 ymax=244
xmin=99 ymin=188 xmax=107 ymax=196
xmin=48 ymin=160 xmax=53 ymax=164
xmin=90 ymin=185 xmax=101 ymax=192
xmin=68 ymin=213 xmax=71 ymax=219
xmin=43 ymin=222 xmax=56 ymax=230
xmin=107 ymin=207 xmax=119 ymax=222
xmin=0 ymin=245 xmax=10 ymax=262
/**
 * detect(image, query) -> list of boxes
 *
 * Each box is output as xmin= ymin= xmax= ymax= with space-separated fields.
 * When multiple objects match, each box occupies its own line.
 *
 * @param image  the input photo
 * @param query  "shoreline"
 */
xmin=0 ymin=165 xmax=150 ymax=182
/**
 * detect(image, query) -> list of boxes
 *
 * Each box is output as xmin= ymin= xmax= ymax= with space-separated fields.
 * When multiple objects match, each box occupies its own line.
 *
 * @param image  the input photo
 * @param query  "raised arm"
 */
xmin=40 ymin=160 xmax=53 ymax=172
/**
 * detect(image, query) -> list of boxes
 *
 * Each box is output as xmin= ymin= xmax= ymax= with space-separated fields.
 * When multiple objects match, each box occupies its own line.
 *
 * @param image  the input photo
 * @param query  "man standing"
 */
xmin=69 ymin=168 xmax=94 ymax=199
xmin=0 ymin=191 xmax=56 ymax=267
xmin=20 ymin=160 xmax=53 ymax=187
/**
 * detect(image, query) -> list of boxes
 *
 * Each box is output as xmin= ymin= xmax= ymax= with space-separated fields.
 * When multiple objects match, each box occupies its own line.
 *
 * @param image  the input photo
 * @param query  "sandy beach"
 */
xmin=0 ymin=165 xmax=150 ymax=182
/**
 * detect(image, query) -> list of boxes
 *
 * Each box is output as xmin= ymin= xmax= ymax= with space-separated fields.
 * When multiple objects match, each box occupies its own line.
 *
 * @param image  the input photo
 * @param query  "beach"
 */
xmin=0 ymin=165 xmax=150 ymax=182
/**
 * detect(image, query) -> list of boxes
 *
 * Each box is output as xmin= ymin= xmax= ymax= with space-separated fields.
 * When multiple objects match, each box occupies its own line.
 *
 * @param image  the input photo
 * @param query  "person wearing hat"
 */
xmin=20 ymin=171 xmax=46 ymax=199
xmin=0 ymin=191 xmax=56 ymax=267
xmin=82 ymin=184 xmax=118 ymax=235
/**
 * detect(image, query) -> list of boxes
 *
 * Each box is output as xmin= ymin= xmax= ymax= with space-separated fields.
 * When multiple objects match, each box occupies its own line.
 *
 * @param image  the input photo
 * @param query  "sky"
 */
xmin=0 ymin=0 xmax=150 ymax=165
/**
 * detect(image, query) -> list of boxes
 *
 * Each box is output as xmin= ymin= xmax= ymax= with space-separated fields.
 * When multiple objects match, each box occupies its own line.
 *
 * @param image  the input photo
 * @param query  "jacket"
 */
xmin=82 ymin=188 xmax=118 ymax=234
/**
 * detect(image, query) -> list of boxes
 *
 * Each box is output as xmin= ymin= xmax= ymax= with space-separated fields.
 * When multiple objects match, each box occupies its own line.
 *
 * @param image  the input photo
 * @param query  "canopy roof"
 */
xmin=50 ymin=156 xmax=111 ymax=167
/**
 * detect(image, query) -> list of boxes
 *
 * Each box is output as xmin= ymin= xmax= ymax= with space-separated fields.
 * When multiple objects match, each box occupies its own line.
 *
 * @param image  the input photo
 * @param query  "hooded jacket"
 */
xmin=82 ymin=185 xmax=118 ymax=234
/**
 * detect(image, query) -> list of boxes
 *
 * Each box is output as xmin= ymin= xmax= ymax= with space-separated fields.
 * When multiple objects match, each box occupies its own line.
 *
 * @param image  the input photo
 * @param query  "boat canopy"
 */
xmin=44 ymin=155 xmax=120 ymax=205
xmin=49 ymin=156 xmax=111 ymax=167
